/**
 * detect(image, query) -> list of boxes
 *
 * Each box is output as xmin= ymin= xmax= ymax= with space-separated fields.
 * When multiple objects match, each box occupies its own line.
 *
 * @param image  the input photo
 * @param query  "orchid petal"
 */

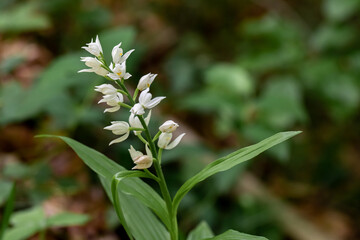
xmin=109 ymin=132 xmax=130 ymax=145
xmin=165 ymin=133 xmax=185 ymax=150
xmin=144 ymin=96 xmax=166 ymax=109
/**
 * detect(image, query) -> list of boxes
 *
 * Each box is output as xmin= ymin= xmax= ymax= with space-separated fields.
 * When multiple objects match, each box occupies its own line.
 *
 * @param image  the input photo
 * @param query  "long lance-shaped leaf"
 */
xmin=173 ymin=131 xmax=301 ymax=212
xmin=187 ymin=221 xmax=214 ymax=240
xmin=111 ymin=171 xmax=155 ymax=240
xmin=204 ymin=229 xmax=268 ymax=240
xmin=36 ymin=136 xmax=171 ymax=229
xmin=100 ymin=176 xmax=170 ymax=240
xmin=0 ymin=183 xmax=15 ymax=240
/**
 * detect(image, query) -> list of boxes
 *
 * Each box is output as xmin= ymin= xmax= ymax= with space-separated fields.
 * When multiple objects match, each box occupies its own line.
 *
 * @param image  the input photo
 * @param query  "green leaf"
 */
xmin=10 ymin=206 xmax=45 ymax=226
xmin=0 ymin=181 xmax=13 ymax=206
xmin=111 ymin=171 xmax=154 ymax=240
xmin=324 ymin=0 xmax=360 ymax=22
xmin=120 ymin=191 xmax=170 ymax=240
xmin=204 ymin=229 xmax=268 ymax=240
xmin=2 ymin=225 xmax=39 ymax=240
xmin=0 ymin=3 xmax=51 ymax=33
xmin=173 ymin=131 xmax=301 ymax=212
xmin=0 ymin=56 xmax=25 ymax=74
xmin=3 ymin=205 xmax=89 ymax=240
xmin=0 ymin=53 xmax=84 ymax=125
xmin=257 ymin=78 xmax=306 ymax=129
xmin=3 ymin=206 xmax=45 ymax=240
xmin=47 ymin=213 xmax=89 ymax=227
xmin=3 ymin=162 xmax=31 ymax=180
xmin=38 ymin=135 xmax=170 ymax=239
xmin=187 ymin=221 xmax=214 ymax=240
xmin=0 ymin=183 xmax=15 ymax=240
xmin=100 ymin=176 xmax=170 ymax=240
xmin=205 ymin=63 xmax=254 ymax=97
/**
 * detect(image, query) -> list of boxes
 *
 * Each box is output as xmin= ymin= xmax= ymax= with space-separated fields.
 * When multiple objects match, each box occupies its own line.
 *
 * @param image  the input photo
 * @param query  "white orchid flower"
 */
xmin=129 ymin=111 xmax=151 ymax=135
xmin=112 ymin=42 xmax=135 ymax=64
xmin=158 ymin=120 xmax=185 ymax=149
xmin=130 ymin=88 xmax=165 ymax=115
xmin=82 ymin=35 xmax=103 ymax=57
xmin=158 ymin=132 xmax=186 ymax=150
xmin=128 ymin=145 xmax=153 ymax=169
xmin=81 ymin=57 xmax=102 ymax=68
xmin=79 ymin=57 xmax=108 ymax=76
xmin=104 ymin=121 xmax=130 ymax=145
xmin=107 ymin=63 xmax=132 ymax=80
xmin=159 ymin=120 xmax=179 ymax=133
xmin=98 ymin=92 xmax=124 ymax=113
xmin=137 ymin=73 xmax=157 ymax=91
xmin=94 ymin=84 xmax=118 ymax=95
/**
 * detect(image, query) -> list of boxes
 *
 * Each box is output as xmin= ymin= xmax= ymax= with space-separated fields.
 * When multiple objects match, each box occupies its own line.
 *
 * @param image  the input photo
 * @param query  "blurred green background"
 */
xmin=0 ymin=0 xmax=359 ymax=239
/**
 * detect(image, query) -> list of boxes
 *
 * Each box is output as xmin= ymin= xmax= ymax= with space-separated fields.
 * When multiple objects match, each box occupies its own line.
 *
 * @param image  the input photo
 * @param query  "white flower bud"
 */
xmin=128 ymin=145 xmax=153 ymax=169
xmin=159 ymin=120 xmax=179 ymax=133
xmin=95 ymin=84 xmax=118 ymax=95
xmin=104 ymin=121 xmax=130 ymax=145
xmin=137 ymin=73 xmax=157 ymax=91
xmin=98 ymin=93 xmax=123 ymax=113
xmin=158 ymin=132 xmax=172 ymax=149
xmin=112 ymin=42 xmax=135 ymax=64
xmin=129 ymin=111 xmax=151 ymax=135
xmin=130 ymin=88 xmax=165 ymax=115
xmin=133 ymin=155 xmax=153 ymax=169
xmin=157 ymin=124 xmax=185 ymax=150
xmin=82 ymin=35 xmax=103 ymax=57
xmin=81 ymin=57 xmax=102 ymax=68
xmin=130 ymin=103 xmax=145 ymax=115
xmin=128 ymin=145 xmax=144 ymax=160
xmin=79 ymin=57 xmax=108 ymax=76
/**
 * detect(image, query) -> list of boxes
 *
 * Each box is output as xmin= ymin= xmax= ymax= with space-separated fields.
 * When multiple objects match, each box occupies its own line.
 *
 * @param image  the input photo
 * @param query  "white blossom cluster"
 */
xmin=79 ymin=36 xmax=185 ymax=170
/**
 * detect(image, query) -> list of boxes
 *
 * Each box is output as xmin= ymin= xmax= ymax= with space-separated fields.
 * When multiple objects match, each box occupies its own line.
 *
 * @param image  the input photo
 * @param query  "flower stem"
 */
xmin=138 ymin=115 xmax=178 ymax=240
xmin=153 ymin=131 xmax=161 ymax=142
xmin=117 ymin=89 xmax=127 ymax=95
xmin=137 ymin=134 xmax=148 ymax=145
xmin=133 ymin=88 xmax=139 ymax=101
xmin=118 ymin=102 xmax=132 ymax=109
xmin=114 ymin=79 xmax=178 ymax=240
xmin=144 ymin=169 xmax=160 ymax=182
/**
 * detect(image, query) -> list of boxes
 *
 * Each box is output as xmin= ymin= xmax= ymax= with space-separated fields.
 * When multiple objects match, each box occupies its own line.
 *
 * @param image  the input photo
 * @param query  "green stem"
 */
xmin=115 ymin=80 xmax=135 ymax=105
xmin=119 ymin=102 xmax=132 ymax=109
xmin=117 ymin=89 xmax=127 ymax=95
xmin=144 ymin=169 xmax=160 ymax=182
xmin=133 ymin=88 xmax=139 ymax=101
xmin=158 ymin=148 xmax=163 ymax=164
xmin=112 ymin=78 xmax=178 ymax=240
xmin=138 ymin=117 xmax=178 ymax=240
xmin=129 ymin=127 xmax=145 ymax=131
xmin=39 ymin=229 xmax=46 ymax=240
xmin=153 ymin=131 xmax=161 ymax=142
xmin=0 ymin=183 xmax=15 ymax=240
xmin=137 ymin=134 xmax=148 ymax=145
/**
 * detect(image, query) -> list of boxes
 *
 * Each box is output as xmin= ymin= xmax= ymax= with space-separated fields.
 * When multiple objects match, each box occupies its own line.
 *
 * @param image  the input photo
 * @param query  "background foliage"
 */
xmin=0 ymin=0 xmax=359 ymax=239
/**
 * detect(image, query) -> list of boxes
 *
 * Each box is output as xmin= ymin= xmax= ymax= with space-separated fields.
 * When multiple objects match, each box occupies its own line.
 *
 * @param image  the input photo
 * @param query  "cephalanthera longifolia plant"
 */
xmin=40 ymin=36 xmax=300 ymax=240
